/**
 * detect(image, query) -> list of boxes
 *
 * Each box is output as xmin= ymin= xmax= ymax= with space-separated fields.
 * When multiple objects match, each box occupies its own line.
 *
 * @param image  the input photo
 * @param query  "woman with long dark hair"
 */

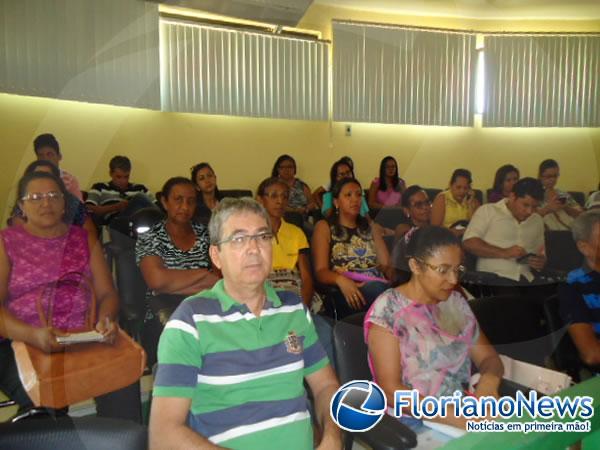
xmin=312 ymin=177 xmax=391 ymax=318
xmin=191 ymin=163 xmax=222 ymax=225
xmin=367 ymin=156 xmax=406 ymax=210
xmin=271 ymin=154 xmax=315 ymax=215
xmin=488 ymin=164 xmax=519 ymax=203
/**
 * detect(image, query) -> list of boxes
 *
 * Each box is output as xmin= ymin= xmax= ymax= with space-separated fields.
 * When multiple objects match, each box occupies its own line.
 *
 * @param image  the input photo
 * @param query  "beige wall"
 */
xmin=2 ymin=4 xmax=600 ymax=220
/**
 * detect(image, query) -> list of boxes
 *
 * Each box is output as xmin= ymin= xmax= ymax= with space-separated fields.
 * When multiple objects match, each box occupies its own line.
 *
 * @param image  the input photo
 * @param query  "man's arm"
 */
xmin=305 ymin=366 xmax=342 ymax=450
xmin=568 ymin=323 xmax=600 ymax=367
xmin=149 ymin=397 xmax=226 ymax=450
xmin=463 ymin=237 xmax=526 ymax=259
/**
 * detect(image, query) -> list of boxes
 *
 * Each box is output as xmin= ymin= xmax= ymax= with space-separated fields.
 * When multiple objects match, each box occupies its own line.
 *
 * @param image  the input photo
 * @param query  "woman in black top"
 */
xmin=191 ymin=162 xmax=223 ymax=225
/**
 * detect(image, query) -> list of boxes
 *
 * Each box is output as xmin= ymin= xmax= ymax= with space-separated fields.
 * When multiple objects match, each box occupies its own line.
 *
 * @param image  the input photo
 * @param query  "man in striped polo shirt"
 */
xmin=559 ymin=210 xmax=600 ymax=368
xmin=149 ymin=198 xmax=341 ymax=450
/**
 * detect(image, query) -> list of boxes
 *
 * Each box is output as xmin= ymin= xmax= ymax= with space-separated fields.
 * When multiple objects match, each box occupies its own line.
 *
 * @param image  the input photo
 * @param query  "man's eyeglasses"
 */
xmin=21 ymin=191 xmax=64 ymax=203
xmin=415 ymin=258 xmax=466 ymax=279
xmin=216 ymin=231 xmax=274 ymax=248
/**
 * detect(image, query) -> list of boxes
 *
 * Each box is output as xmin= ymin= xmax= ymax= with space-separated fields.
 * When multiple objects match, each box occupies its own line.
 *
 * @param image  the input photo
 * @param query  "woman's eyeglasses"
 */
xmin=264 ymin=192 xmax=289 ymax=200
xmin=410 ymin=201 xmax=431 ymax=209
xmin=415 ymin=258 xmax=466 ymax=279
xmin=21 ymin=191 xmax=64 ymax=203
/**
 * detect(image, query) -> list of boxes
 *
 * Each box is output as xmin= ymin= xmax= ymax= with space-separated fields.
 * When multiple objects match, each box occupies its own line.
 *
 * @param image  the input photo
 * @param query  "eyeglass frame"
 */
xmin=414 ymin=257 xmax=466 ymax=278
xmin=20 ymin=191 xmax=65 ymax=203
xmin=215 ymin=231 xmax=274 ymax=248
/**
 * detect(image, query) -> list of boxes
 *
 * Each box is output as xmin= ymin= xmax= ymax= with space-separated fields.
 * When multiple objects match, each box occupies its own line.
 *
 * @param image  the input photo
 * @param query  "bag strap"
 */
xmin=35 ymin=271 xmax=96 ymax=330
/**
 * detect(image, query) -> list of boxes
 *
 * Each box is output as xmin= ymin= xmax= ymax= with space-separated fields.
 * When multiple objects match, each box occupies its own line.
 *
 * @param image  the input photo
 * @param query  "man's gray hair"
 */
xmin=572 ymin=210 xmax=600 ymax=243
xmin=208 ymin=197 xmax=271 ymax=245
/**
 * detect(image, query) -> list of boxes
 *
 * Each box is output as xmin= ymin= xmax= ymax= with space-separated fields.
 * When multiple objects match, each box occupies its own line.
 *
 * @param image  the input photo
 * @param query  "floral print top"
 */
xmin=329 ymin=224 xmax=383 ymax=278
xmin=365 ymin=288 xmax=479 ymax=397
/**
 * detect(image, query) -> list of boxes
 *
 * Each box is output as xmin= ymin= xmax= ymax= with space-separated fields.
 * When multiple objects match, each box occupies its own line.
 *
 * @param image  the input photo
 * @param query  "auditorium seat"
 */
xmin=544 ymin=230 xmax=583 ymax=275
xmin=333 ymin=313 xmax=417 ymax=450
xmin=219 ymin=189 xmax=252 ymax=198
xmin=468 ymin=295 xmax=551 ymax=367
xmin=423 ymin=187 xmax=442 ymax=202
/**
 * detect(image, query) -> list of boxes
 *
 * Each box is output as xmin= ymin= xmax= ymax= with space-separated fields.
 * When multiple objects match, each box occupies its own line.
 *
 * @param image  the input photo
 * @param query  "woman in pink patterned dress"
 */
xmin=365 ymin=226 xmax=503 ymax=432
xmin=0 ymin=171 xmax=118 ymax=410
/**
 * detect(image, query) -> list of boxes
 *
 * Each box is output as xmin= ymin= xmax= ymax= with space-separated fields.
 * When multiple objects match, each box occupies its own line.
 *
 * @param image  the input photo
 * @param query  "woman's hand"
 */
xmin=95 ymin=316 xmax=118 ymax=344
xmin=474 ymin=373 xmax=501 ymax=399
xmin=31 ymin=327 xmax=66 ymax=353
xmin=335 ymin=275 xmax=365 ymax=310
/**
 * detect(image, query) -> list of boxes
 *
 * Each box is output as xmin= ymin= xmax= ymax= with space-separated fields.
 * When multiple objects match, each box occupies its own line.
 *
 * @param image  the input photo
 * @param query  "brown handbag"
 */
xmin=11 ymin=272 xmax=146 ymax=409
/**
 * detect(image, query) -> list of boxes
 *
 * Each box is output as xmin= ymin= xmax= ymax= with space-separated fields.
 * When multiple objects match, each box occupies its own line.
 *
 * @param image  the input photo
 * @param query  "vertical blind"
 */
xmin=333 ymin=21 xmax=476 ymax=126
xmin=160 ymin=19 xmax=329 ymax=120
xmin=483 ymin=35 xmax=600 ymax=127
xmin=0 ymin=0 xmax=160 ymax=109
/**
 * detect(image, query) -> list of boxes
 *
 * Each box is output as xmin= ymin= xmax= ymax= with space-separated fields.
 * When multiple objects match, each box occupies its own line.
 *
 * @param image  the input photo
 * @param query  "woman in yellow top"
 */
xmin=431 ymin=169 xmax=480 ymax=237
xmin=256 ymin=177 xmax=314 ymax=308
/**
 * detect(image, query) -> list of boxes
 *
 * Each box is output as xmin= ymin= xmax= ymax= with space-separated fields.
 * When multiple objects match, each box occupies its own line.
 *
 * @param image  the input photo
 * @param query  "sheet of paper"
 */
xmin=56 ymin=331 xmax=106 ymax=344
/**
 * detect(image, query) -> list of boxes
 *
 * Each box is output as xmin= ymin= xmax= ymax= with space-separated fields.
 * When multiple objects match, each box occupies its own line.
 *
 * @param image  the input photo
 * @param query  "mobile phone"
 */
xmin=516 ymin=253 xmax=536 ymax=263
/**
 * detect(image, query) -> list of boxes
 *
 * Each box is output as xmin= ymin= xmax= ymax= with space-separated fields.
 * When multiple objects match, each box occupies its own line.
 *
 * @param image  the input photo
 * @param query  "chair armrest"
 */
xmin=358 ymin=414 xmax=418 ymax=450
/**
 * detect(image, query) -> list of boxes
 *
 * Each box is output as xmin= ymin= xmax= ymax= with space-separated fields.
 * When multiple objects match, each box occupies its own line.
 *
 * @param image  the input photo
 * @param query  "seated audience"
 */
xmin=136 ymin=177 xmax=219 ymax=365
xmin=271 ymin=154 xmax=316 ymax=216
xmin=463 ymin=178 xmax=546 ymax=284
xmin=312 ymin=178 xmax=391 ymax=319
xmin=9 ymin=160 xmax=93 ymax=235
xmin=431 ymin=168 xmax=480 ymax=236
xmin=537 ymin=159 xmax=583 ymax=230
xmin=367 ymin=156 xmax=406 ymax=210
xmin=33 ymin=133 xmax=82 ymax=201
xmin=394 ymin=185 xmax=432 ymax=240
xmin=149 ymin=197 xmax=340 ymax=450
xmin=86 ymin=155 xmax=154 ymax=228
xmin=366 ymin=226 xmax=503 ymax=433
xmin=488 ymin=164 xmax=520 ymax=203
xmin=559 ymin=210 xmax=600 ymax=368
xmin=321 ymin=159 xmax=369 ymax=218
xmin=191 ymin=162 xmax=222 ymax=225
xmin=0 ymin=171 xmax=119 ymax=412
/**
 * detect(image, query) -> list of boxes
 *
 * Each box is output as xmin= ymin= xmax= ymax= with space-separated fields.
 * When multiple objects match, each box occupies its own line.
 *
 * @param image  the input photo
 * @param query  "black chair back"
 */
xmin=372 ymin=208 xmax=409 ymax=230
xmin=468 ymin=296 xmax=551 ymax=367
xmin=108 ymin=227 xmax=148 ymax=336
xmin=473 ymin=189 xmax=484 ymax=205
xmin=0 ymin=417 xmax=147 ymax=450
xmin=545 ymin=230 xmax=583 ymax=274
xmin=542 ymin=294 xmax=582 ymax=380
xmin=423 ymin=188 xmax=442 ymax=202
xmin=219 ymin=189 xmax=253 ymax=198
xmin=333 ymin=313 xmax=371 ymax=382
xmin=333 ymin=313 xmax=417 ymax=450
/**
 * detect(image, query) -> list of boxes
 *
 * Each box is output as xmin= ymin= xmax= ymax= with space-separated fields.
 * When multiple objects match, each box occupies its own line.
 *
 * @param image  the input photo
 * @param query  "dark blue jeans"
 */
xmin=330 ymin=281 xmax=390 ymax=320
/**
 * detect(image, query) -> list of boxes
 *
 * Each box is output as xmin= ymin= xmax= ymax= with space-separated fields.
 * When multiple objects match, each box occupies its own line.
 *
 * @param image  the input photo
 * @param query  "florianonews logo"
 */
xmin=330 ymin=380 xmax=387 ymax=432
